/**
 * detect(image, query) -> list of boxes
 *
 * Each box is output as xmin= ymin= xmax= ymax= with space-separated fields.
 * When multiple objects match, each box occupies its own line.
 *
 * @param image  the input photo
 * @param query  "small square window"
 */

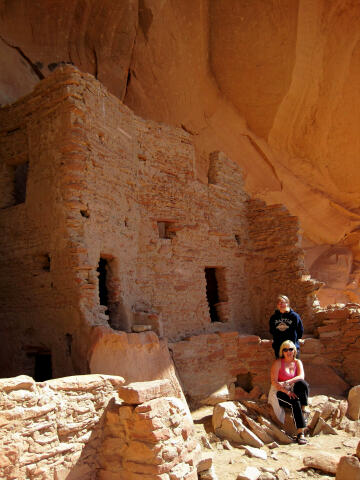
xmin=157 ymin=221 xmax=176 ymax=239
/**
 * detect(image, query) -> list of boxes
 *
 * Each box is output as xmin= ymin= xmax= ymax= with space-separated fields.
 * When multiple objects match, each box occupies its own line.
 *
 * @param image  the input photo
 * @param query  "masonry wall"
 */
xmin=0 ymin=66 xmax=317 ymax=380
xmin=0 ymin=77 xmax=90 ymax=378
xmin=246 ymin=200 xmax=320 ymax=337
xmin=310 ymin=305 xmax=360 ymax=387
xmin=169 ymin=332 xmax=274 ymax=405
xmin=0 ymin=375 xmax=200 ymax=480
xmin=58 ymin=77 xmax=255 ymax=342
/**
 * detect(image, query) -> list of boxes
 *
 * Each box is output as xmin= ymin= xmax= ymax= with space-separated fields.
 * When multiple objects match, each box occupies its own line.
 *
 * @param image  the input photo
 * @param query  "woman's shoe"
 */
xmin=297 ymin=433 xmax=307 ymax=445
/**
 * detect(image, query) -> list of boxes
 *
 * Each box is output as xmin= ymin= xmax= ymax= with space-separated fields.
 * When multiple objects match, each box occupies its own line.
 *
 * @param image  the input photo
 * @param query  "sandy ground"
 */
xmin=191 ymin=406 xmax=359 ymax=479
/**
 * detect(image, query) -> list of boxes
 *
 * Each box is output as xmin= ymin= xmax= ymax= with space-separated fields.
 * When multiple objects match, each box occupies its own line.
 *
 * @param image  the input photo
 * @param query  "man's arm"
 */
xmin=269 ymin=315 xmax=277 ymax=336
xmin=297 ymin=313 xmax=304 ymax=339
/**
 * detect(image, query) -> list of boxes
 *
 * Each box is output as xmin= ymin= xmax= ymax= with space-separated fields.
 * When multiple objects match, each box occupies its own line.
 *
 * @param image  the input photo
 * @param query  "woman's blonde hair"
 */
xmin=279 ymin=340 xmax=297 ymax=358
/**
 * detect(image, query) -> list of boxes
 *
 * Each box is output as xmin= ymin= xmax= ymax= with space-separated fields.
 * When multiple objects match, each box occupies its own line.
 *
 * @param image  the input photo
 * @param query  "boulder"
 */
xmin=303 ymin=452 xmax=340 ymax=474
xmin=347 ymin=385 xmax=360 ymax=420
xmin=312 ymin=417 xmax=337 ymax=436
xmin=305 ymin=364 xmax=349 ymax=397
xmin=237 ymin=466 xmax=261 ymax=480
xmin=242 ymin=415 xmax=274 ymax=444
xmin=336 ymin=455 xmax=360 ymax=480
xmin=196 ymin=453 xmax=213 ymax=473
xmin=201 ymin=385 xmax=232 ymax=406
xmin=199 ymin=465 xmax=219 ymax=480
xmin=257 ymin=416 xmax=292 ymax=444
xmin=212 ymin=402 xmax=263 ymax=447
xmin=118 ymin=379 xmax=173 ymax=404
xmin=243 ymin=445 xmax=267 ymax=460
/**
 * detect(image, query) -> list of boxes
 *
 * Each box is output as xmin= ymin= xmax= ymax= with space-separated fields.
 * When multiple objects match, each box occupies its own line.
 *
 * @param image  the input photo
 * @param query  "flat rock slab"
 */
xmin=118 ymin=379 xmax=173 ymax=404
xmin=244 ymin=445 xmax=267 ymax=460
xmin=303 ymin=452 xmax=340 ymax=474
xmin=237 ymin=466 xmax=261 ymax=480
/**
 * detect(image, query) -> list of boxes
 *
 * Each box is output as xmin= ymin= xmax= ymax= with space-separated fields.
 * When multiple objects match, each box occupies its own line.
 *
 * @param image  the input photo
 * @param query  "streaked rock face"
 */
xmin=1 ymin=0 xmax=360 ymax=302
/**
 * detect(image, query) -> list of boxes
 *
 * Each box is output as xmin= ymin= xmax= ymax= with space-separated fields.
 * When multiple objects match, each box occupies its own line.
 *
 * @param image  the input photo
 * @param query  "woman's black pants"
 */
xmin=276 ymin=380 xmax=309 ymax=429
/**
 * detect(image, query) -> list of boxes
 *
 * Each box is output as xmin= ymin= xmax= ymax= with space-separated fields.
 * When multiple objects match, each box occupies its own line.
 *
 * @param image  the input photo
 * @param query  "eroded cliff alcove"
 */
xmin=1 ymin=0 xmax=360 ymax=304
xmin=1 ymin=6 xmax=360 ymax=479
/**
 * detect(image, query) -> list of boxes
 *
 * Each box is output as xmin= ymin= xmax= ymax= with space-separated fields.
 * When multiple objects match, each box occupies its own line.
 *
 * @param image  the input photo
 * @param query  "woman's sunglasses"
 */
xmin=283 ymin=348 xmax=294 ymax=352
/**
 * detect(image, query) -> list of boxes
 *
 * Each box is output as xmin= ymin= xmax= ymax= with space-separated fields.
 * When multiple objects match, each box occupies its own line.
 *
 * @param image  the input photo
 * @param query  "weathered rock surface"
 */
xmin=336 ymin=455 xmax=360 ymax=480
xmin=347 ymin=385 xmax=360 ymax=420
xmin=303 ymin=452 xmax=340 ymax=474
xmin=118 ymin=379 xmax=174 ymax=404
xmin=212 ymin=402 xmax=263 ymax=448
xmin=237 ymin=466 xmax=261 ymax=480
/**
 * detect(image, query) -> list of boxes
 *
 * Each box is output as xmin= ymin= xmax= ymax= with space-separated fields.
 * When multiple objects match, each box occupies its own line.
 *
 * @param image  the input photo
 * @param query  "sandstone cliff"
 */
xmin=1 ymin=0 xmax=360 ymax=303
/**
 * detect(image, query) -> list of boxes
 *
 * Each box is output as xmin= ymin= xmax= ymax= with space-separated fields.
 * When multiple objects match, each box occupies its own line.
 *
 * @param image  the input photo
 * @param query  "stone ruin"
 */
xmin=0 ymin=66 xmax=360 ymax=479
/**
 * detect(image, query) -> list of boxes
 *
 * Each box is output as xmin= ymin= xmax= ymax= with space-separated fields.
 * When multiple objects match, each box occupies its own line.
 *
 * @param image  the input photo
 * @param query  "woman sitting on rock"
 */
xmin=268 ymin=340 xmax=309 ymax=445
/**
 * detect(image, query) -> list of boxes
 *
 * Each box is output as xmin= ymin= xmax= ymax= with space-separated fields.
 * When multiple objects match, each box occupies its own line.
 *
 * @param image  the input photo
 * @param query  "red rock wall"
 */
xmin=0 ymin=374 xmax=124 ymax=479
xmin=2 ymin=1 xmax=360 ymax=305
xmin=170 ymin=333 xmax=274 ymax=404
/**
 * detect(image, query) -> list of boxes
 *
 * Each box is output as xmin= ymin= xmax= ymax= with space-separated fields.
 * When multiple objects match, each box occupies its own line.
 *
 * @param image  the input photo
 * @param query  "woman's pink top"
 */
xmin=278 ymin=359 xmax=298 ymax=381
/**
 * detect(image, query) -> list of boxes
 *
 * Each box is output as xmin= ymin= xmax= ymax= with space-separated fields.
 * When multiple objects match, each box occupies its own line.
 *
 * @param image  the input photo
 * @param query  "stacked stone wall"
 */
xmin=170 ymin=332 xmax=273 ymax=404
xmin=246 ymin=200 xmax=320 ymax=337
xmin=0 ymin=374 xmax=124 ymax=479
xmin=0 ymin=66 xmax=317 ymax=380
xmin=0 ymin=375 xmax=200 ymax=480
xmin=0 ymin=75 xmax=91 ymax=378
xmin=303 ymin=305 xmax=360 ymax=387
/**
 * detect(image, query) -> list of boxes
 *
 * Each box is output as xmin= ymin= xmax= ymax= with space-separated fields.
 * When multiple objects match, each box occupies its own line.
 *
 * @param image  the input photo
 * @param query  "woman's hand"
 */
xmin=287 ymin=391 xmax=298 ymax=399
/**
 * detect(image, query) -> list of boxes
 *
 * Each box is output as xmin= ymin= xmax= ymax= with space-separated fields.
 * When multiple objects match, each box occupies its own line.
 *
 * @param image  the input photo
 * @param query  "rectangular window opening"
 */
xmin=14 ymin=162 xmax=29 ymax=205
xmin=1 ymin=161 xmax=29 ymax=209
xmin=97 ymin=255 xmax=127 ymax=331
xmin=157 ymin=221 xmax=176 ymax=240
xmin=41 ymin=254 xmax=51 ymax=272
xmin=97 ymin=257 xmax=110 ymax=314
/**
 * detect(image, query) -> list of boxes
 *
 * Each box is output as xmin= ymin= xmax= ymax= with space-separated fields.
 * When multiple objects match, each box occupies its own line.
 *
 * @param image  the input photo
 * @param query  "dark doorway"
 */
xmin=235 ymin=372 xmax=253 ymax=393
xmin=34 ymin=353 xmax=52 ymax=382
xmin=14 ymin=162 xmax=29 ymax=205
xmin=205 ymin=267 xmax=220 ymax=322
xmin=97 ymin=257 xmax=109 ymax=313
xmin=97 ymin=256 xmax=126 ymax=329
xmin=205 ymin=267 xmax=228 ymax=323
xmin=25 ymin=349 xmax=52 ymax=382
